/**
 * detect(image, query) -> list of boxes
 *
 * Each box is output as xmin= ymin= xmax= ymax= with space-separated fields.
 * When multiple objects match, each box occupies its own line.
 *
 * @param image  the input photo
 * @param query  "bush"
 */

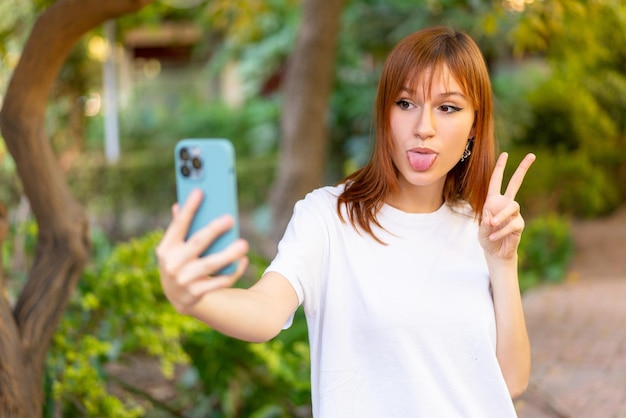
xmin=518 ymin=214 xmax=575 ymax=292
xmin=35 ymin=225 xmax=311 ymax=417
xmin=181 ymin=314 xmax=311 ymax=418
xmin=507 ymin=147 xmax=621 ymax=218
xmin=494 ymin=62 xmax=626 ymax=218
xmin=46 ymin=230 xmax=200 ymax=417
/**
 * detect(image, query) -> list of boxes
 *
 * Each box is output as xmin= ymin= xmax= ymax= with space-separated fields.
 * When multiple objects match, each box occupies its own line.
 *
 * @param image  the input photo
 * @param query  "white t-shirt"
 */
xmin=266 ymin=185 xmax=517 ymax=417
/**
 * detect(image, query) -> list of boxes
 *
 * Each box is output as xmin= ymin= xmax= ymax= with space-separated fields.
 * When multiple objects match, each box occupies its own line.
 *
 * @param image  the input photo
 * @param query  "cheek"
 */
xmin=388 ymin=111 xmax=403 ymax=137
xmin=444 ymin=123 xmax=473 ymax=157
xmin=451 ymin=117 xmax=475 ymax=140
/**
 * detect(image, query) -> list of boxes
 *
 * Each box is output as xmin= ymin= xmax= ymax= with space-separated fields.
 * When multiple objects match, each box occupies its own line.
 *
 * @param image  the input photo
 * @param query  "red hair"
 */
xmin=337 ymin=26 xmax=496 ymax=241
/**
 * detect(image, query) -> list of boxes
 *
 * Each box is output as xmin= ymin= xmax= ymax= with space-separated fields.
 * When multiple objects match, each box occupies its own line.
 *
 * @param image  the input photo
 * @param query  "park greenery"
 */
xmin=0 ymin=0 xmax=624 ymax=416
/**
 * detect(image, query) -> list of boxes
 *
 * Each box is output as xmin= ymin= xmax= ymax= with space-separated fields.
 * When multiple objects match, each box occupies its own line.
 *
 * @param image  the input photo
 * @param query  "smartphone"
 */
xmin=174 ymin=138 xmax=239 ymax=275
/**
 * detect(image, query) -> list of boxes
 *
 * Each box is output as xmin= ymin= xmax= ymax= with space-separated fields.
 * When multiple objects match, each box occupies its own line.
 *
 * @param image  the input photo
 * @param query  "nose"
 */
xmin=413 ymin=107 xmax=435 ymax=139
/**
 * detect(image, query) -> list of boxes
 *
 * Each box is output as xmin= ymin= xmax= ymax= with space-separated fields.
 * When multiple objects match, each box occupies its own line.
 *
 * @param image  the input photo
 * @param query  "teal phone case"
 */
xmin=174 ymin=138 xmax=239 ymax=275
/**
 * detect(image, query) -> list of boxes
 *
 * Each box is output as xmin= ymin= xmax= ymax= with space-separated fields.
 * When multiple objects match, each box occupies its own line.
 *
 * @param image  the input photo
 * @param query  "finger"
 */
xmin=158 ymin=214 xmax=237 ymax=276
xmin=179 ymin=238 xmax=249 ymax=285
xmin=169 ymin=274 xmax=235 ymax=313
xmin=160 ymin=189 xmax=203 ymax=247
xmin=211 ymin=255 xmax=250 ymax=283
xmin=488 ymin=215 xmax=524 ymax=242
xmin=185 ymin=275 xmax=237 ymax=299
xmin=191 ymin=256 xmax=250 ymax=294
xmin=233 ymin=256 xmax=249 ymax=277
xmin=487 ymin=152 xmax=509 ymax=196
xmin=504 ymin=153 xmax=536 ymax=199
xmin=488 ymin=200 xmax=520 ymax=227
xmin=184 ymin=214 xmax=236 ymax=257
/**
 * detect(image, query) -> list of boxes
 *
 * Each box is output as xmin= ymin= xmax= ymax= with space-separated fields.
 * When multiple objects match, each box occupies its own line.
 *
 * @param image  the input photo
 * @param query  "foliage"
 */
xmin=501 ymin=74 xmax=624 ymax=217
xmin=181 ymin=311 xmax=310 ymax=418
xmin=506 ymin=0 xmax=626 ymax=215
xmin=72 ymin=94 xmax=280 ymax=239
xmin=45 ymin=229 xmax=202 ymax=417
xmin=518 ymin=213 xmax=574 ymax=292
xmin=0 ymin=140 xmax=21 ymax=209
xmin=200 ymin=0 xmax=300 ymax=98
xmin=0 ymin=0 xmax=34 ymax=55
xmin=66 ymin=149 xmax=176 ymax=235
xmin=7 ymin=221 xmax=311 ymax=417
xmin=505 ymin=146 xmax=621 ymax=220
xmin=114 ymin=92 xmax=281 ymax=163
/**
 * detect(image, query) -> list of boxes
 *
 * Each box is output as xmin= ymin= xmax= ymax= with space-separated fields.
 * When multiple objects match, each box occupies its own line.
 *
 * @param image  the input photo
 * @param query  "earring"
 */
xmin=460 ymin=138 xmax=473 ymax=162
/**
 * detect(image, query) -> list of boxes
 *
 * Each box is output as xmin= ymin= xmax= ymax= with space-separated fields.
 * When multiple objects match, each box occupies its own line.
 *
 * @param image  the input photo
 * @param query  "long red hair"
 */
xmin=337 ymin=26 xmax=496 ymax=241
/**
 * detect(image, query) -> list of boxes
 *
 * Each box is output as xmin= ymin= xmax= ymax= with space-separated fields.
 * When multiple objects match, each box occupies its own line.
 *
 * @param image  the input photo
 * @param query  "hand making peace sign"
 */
xmin=479 ymin=152 xmax=536 ymax=260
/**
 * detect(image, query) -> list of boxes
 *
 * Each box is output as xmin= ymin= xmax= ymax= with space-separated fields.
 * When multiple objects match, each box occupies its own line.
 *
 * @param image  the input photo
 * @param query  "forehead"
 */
xmin=404 ymin=63 xmax=467 ymax=97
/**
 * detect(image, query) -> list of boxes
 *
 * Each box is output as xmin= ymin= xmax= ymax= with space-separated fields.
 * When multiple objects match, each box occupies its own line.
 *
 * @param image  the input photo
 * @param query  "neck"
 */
xmin=386 ymin=181 xmax=445 ymax=213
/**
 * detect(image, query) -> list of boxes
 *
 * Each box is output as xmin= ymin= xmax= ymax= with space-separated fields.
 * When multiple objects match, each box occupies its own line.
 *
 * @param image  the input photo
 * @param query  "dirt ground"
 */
xmin=515 ymin=205 xmax=626 ymax=418
xmin=566 ymin=205 xmax=626 ymax=279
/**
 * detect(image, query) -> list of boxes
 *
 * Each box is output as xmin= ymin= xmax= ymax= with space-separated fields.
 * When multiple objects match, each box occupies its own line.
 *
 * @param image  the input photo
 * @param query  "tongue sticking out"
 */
xmin=407 ymin=151 xmax=437 ymax=171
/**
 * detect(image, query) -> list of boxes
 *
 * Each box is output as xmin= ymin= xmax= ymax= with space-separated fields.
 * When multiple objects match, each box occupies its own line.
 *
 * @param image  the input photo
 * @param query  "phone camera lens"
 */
xmin=180 ymin=165 xmax=191 ymax=177
xmin=180 ymin=148 xmax=190 ymax=160
xmin=192 ymin=157 xmax=202 ymax=169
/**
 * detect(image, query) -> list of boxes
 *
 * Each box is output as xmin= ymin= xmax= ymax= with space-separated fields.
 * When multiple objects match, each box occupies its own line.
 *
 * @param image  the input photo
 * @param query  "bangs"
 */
xmin=384 ymin=34 xmax=480 ymax=110
xmin=404 ymin=62 xmax=469 ymax=103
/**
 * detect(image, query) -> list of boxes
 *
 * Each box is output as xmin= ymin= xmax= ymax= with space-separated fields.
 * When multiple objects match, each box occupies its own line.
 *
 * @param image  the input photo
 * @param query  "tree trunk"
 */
xmin=269 ymin=0 xmax=345 ymax=245
xmin=0 ymin=0 xmax=153 ymax=416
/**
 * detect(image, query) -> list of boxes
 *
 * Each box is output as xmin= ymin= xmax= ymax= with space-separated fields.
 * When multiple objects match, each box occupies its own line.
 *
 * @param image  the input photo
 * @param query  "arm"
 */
xmin=485 ymin=254 xmax=531 ymax=398
xmin=156 ymin=189 xmax=299 ymax=343
xmin=479 ymin=152 xmax=536 ymax=398
xmin=184 ymin=272 xmax=299 ymax=343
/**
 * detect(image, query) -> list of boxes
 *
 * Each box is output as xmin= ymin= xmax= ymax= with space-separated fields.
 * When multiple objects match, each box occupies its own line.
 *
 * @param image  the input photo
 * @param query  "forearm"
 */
xmin=487 ymin=254 xmax=531 ymax=398
xmin=185 ymin=272 xmax=299 ymax=343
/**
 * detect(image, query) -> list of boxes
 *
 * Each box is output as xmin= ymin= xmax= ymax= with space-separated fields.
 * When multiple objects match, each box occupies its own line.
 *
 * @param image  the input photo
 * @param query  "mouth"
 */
xmin=407 ymin=148 xmax=437 ymax=171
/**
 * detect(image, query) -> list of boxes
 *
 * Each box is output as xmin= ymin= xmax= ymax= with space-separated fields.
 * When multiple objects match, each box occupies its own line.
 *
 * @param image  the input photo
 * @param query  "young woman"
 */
xmin=157 ymin=26 xmax=535 ymax=417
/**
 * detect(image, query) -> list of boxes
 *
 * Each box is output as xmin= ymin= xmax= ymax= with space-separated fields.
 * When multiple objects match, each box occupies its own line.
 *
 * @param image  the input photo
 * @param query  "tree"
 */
xmin=0 ymin=1 xmax=154 ymax=415
xmin=269 ymin=0 xmax=346 ymax=244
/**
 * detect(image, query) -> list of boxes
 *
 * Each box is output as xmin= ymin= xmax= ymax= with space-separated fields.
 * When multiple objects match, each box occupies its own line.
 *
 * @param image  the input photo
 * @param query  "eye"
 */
xmin=395 ymin=99 xmax=415 ymax=110
xmin=438 ymin=104 xmax=463 ymax=113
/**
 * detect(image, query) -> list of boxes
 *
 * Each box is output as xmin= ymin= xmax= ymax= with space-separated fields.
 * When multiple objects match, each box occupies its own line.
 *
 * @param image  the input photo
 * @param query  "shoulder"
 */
xmin=283 ymin=185 xmax=345 ymax=233
xmin=297 ymin=184 xmax=344 ymax=211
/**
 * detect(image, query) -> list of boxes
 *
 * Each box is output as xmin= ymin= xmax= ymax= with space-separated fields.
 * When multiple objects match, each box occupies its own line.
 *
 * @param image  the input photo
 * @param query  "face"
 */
xmin=389 ymin=64 xmax=476 ymax=206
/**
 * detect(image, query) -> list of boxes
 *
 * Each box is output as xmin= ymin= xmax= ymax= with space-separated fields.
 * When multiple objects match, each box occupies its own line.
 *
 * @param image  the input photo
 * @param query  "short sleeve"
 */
xmin=264 ymin=189 xmax=331 ymax=325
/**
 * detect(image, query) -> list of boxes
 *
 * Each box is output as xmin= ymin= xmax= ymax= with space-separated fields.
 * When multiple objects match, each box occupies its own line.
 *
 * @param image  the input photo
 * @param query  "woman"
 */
xmin=157 ymin=26 xmax=535 ymax=417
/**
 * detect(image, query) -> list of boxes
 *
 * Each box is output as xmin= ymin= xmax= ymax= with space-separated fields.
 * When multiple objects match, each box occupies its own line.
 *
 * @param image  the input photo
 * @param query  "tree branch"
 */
xmin=0 ymin=0 xmax=155 ymax=413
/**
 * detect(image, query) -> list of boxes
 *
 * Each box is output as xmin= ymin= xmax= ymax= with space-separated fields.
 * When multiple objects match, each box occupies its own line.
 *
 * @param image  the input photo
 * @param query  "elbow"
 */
xmin=231 ymin=323 xmax=283 ymax=344
xmin=499 ymin=343 xmax=531 ymax=399
xmin=508 ymin=378 xmax=529 ymax=399
xmin=505 ymin=366 xmax=531 ymax=399
xmin=245 ymin=332 xmax=279 ymax=344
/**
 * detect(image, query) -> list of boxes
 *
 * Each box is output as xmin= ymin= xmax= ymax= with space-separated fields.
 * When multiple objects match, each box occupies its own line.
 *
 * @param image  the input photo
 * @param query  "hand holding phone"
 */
xmin=174 ymin=138 xmax=240 ymax=275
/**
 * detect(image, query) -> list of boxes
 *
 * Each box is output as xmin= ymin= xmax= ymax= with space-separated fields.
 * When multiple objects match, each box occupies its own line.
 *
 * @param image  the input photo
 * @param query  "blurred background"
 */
xmin=0 ymin=0 xmax=624 ymax=417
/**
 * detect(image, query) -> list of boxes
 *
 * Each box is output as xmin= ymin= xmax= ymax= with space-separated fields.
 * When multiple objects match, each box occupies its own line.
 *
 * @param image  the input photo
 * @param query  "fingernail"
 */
xmin=215 ymin=214 xmax=233 ymax=226
xmin=234 ymin=239 xmax=249 ymax=251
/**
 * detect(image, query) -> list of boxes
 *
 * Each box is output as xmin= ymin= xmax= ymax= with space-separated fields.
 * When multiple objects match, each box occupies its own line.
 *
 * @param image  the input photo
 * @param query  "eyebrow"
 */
xmin=438 ymin=91 xmax=467 ymax=100
xmin=400 ymin=87 xmax=467 ymax=100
